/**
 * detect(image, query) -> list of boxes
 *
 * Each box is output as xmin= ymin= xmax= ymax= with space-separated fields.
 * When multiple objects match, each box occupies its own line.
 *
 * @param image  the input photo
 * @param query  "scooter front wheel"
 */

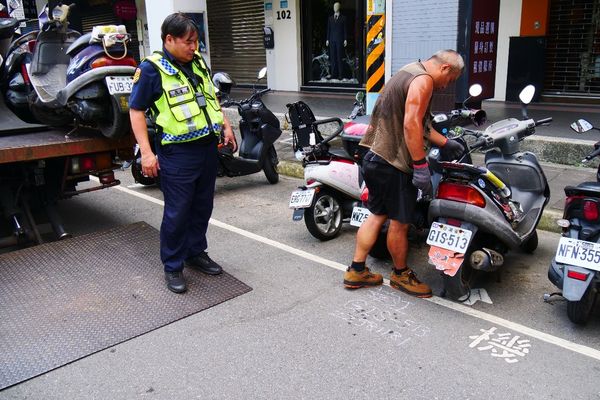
xmin=567 ymin=286 xmax=597 ymax=325
xmin=263 ymin=146 xmax=279 ymax=184
xmin=304 ymin=189 xmax=343 ymax=241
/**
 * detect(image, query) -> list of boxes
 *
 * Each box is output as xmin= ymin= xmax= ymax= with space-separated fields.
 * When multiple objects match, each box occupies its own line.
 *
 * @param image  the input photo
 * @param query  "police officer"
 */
xmin=129 ymin=13 xmax=236 ymax=293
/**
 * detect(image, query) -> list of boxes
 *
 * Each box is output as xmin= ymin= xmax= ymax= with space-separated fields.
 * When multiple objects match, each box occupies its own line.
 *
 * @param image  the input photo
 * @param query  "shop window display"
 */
xmin=302 ymin=0 xmax=364 ymax=87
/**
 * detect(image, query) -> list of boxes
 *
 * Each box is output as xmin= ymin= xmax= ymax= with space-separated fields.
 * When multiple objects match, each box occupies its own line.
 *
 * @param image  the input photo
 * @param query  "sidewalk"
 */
xmin=226 ymin=89 xmax=600 ymax=232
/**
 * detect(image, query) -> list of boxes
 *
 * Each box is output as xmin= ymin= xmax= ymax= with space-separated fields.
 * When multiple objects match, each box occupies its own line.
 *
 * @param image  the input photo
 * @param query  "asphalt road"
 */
xmin=2 ymin=168 xmax=599 ymax=399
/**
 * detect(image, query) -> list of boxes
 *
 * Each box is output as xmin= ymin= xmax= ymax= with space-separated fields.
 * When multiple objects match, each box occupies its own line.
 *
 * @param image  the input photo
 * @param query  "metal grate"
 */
xmin=544 ymin=0 xmax=600 ymax=97
xmin=0 ymin=222 xmax=252 ymax=390
xmin=206 ymin=0 xmax=267 ymax=85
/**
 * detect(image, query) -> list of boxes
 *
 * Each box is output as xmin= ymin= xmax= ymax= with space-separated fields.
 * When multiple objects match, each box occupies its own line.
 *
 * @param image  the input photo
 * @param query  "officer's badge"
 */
xmin=132 ymin=68 xmax=141 ymax=84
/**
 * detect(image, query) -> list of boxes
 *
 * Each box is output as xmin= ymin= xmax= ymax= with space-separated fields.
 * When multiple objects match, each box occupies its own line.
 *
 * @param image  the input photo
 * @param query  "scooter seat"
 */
xmin=29 ymin=64 xmax=68 ymax=103
xmin=565 ymin=182 xmax=600 ymax=197
xmin=66 ymin=32 xmax=93 ymax=56
xmin=329 ymin=148 xmax=355 ymax=161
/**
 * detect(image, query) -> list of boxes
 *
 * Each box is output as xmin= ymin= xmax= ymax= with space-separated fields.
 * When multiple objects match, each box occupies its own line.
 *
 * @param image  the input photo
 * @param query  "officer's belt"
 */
xmin=162 ymin=123 xmax=221 ymax=143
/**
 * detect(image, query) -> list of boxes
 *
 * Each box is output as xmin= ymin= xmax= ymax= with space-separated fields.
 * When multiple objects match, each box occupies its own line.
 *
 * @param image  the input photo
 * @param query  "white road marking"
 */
xmin=112 ymin=182 xmax=600 ymax=362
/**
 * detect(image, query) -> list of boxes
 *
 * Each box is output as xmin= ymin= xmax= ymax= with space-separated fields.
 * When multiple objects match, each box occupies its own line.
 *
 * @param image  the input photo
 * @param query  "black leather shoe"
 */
xmin=164 ymin=271 xmax=187 ymax=293
xmin=184 ymin=252 xmax=223 ymax=275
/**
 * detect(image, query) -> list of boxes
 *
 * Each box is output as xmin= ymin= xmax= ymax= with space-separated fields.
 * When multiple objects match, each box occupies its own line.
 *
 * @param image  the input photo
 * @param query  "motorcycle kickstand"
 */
xmin=64 ymin=119 xmax=82 ymax=138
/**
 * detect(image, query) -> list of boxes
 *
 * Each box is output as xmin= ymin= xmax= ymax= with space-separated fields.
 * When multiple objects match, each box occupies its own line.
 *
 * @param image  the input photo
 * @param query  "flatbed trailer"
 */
xmin=0 ymin=113 xmax=133 ymax=250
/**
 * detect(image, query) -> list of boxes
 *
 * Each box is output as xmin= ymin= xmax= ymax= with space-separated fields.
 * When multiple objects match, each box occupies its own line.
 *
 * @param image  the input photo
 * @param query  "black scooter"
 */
xmin=131 ymin=68 xmax=282 ymax=186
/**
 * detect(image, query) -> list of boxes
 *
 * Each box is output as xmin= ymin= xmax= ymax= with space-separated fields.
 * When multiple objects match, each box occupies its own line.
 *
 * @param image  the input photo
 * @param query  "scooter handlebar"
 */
xmin=583 ymin=146 xmax=600 ymax=162
xmin=249 ymin=88 xmax=271 ymax=101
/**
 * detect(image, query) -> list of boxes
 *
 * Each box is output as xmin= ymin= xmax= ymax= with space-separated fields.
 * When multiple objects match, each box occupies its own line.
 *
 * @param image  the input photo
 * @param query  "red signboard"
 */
xmin=468 ymin=0 xmax=500 ymax=99
xmin=114 ymin=0 xmax=137 ymax=21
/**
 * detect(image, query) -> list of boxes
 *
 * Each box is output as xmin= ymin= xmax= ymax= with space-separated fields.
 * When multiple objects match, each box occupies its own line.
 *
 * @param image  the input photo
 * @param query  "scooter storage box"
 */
xmin=341 ymin=115 xmax=369 ymax=162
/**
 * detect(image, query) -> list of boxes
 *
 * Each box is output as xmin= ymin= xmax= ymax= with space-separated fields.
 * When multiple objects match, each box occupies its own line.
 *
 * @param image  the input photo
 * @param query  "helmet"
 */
xmin=212 ymin=72 xmax=235 ymax=95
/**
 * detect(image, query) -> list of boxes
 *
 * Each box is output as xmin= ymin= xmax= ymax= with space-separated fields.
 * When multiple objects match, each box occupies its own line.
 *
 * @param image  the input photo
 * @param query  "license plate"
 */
xmin=350 ymin=206 xmax=371 ymax=227
xmin=289 ymin=188 xmax=315 ymax=208
xmin=426 ymin=222 xmax=472 ymax=254
xmin=555 ymin=237 xmax=600 ymax=271
xmin=105 ymin=76 xmax=134 ymax=95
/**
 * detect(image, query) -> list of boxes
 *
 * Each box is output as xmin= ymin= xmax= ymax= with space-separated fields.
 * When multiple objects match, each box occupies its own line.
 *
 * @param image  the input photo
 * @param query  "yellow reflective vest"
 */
xmin=145 ymin=51 xmax=223 ymax=145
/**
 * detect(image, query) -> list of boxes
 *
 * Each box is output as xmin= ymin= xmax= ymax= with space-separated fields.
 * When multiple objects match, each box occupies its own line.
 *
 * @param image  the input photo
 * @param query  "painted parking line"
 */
xmin=112 ymin=182 xmax=600 ymax=362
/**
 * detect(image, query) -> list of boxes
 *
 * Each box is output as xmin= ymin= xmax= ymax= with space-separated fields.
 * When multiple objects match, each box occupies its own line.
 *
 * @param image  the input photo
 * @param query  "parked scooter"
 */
xmin=547 ymin=119 xmax=600 ymax=324
xmin=214 ymin=67 xmax=282 ymax=183
xmin=286 ymin=88 xmax=485 ymax=242
xmin=2 ymin=2 xmax=137 ymax=137
xmin=131 ymin=67 xmax=282 ymax=186
xmin=427 ymin=85 xmax=552 ymax=300
xmin=348 ymin=91 xmax=365 ymax=120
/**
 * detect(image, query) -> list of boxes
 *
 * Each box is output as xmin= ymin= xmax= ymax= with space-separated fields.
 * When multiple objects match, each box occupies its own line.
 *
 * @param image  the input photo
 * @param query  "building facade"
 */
xmin=8 ymin=0 xmax=598 ymax=103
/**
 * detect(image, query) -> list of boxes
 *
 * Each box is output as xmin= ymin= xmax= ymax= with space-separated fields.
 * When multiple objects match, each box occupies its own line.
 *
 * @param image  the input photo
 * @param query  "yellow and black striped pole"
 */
xmin=366 ymin=2 xmax=385 ymax=114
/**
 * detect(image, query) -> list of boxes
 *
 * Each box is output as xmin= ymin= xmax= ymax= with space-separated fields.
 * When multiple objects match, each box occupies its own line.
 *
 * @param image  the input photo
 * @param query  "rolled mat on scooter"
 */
xmin=0 ymin=222 xmax=252 ymax=390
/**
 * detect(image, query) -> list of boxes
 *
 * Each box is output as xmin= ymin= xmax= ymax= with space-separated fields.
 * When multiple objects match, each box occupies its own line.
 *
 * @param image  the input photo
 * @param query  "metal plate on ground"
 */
xmin=0 ymin=222 xmax=252 ymax=390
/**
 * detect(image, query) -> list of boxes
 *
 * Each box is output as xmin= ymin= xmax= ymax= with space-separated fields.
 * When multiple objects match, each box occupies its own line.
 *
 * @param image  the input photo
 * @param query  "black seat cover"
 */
xmin=565 ymin=181 xmax=600 ymax=197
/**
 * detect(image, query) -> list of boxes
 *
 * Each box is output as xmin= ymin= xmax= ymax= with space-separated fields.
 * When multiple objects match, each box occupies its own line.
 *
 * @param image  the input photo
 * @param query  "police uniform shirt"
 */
xmin=129 ymin=49 xmax=217 ymax=169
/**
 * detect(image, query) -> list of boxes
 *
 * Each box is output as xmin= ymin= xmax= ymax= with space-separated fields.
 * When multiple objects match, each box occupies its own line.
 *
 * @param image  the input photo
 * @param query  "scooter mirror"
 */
xmin=519 ymin=84 xmax=536 ymax=105
xmin=258 ymin=67 xmax=267 ymax=80
xmin=468 ymin=84 xmax=483 ymax=97
xmin=570 ymin=119 xmax=594 ymax=134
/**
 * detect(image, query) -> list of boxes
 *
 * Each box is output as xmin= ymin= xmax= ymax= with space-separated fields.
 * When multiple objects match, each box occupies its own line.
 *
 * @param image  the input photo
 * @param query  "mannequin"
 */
xmin=326 ymin=2 xmax=346 ymax=80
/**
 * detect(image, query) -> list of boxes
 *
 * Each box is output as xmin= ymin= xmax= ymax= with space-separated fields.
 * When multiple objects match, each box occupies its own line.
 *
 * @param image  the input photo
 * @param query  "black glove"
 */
xmin=412 ymin=163 xmax=432 ymax=197
xmin=441 ymin=139 xmax=465 ymax=161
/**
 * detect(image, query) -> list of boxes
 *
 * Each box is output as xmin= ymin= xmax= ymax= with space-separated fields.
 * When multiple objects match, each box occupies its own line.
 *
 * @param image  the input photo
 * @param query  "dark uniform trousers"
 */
xmin=157 ymin=139 xmax=218 ymax=272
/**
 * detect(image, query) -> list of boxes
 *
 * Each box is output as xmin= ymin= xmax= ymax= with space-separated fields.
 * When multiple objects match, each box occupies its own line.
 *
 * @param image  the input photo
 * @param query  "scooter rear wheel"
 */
xmin=567 ymin=287 xmax=597 ymax=325
xmin=369 ymin=222 xmax=390 ymax=259
xmin=304 ymin=189 xmax=343 ymax=241
xmin=443 ymin=263 xmax=474 ymax=301
xmin=263 ymin=146 xmax=279 ymax=184
xmin=97 ymin=96 xmax=131 ymax=139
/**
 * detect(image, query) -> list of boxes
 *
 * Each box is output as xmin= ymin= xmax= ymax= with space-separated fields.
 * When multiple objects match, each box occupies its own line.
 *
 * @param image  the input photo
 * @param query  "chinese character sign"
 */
xmin=469 ymin=327 xmax=531 ymax=363
xmin=468 ymin=0 xmax=500 ymax=99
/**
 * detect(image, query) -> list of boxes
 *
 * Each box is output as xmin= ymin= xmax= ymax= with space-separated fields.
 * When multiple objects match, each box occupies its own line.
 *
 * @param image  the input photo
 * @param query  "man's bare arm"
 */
xmin=403 ymin=74 xmax=433 ymax=162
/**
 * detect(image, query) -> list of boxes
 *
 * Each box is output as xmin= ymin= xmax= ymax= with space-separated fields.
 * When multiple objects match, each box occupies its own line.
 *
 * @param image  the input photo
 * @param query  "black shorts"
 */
xmin=362 ymin=151 xmax=417 ymax=224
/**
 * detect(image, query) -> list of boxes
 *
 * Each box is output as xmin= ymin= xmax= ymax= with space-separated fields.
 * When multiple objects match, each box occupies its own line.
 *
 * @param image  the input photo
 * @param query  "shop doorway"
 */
xmin=301 ymin=0 xmax=365 ymax=90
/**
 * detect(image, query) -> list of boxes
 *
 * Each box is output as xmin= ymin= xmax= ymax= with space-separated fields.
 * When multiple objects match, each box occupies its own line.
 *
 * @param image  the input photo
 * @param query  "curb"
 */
xmin=224 ymin=108 xmax=599 ymax=168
